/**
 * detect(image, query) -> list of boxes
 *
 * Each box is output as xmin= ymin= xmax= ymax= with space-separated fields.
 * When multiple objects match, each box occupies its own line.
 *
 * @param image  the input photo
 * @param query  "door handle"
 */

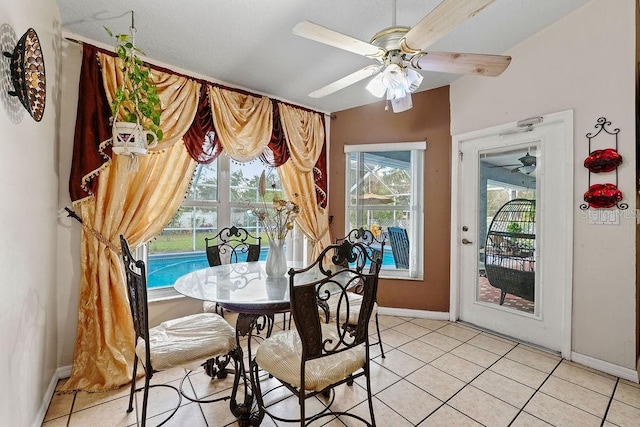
xmin=461 ymin=238 xmax=473 ymax=245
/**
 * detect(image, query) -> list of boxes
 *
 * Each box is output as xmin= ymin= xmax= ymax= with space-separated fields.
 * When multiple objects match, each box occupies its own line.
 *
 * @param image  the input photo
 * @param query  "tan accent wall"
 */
xmin=328 ymin=86 xmax=451 ymax=312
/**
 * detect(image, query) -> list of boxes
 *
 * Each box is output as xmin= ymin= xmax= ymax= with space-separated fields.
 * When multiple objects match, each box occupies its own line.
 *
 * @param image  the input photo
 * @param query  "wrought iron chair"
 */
xmin=388 ymin=226 xmax=410 ymax=269
xmin=327 ymin=226 xmax=386 ymax=358
xmin=120 ymin=235 xmax=237 ymax=426
xmin=252 ymin=240 xmax=381 ymax=426
xmin=204 ymin=225 xmax=262 ymax=267
xmin=203 ymin=226 xmax=262 ymax=317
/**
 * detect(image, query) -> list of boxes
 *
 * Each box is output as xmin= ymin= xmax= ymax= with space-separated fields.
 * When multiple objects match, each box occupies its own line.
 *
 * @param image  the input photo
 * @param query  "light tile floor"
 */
xmin=43 ymin=315 xmax=640 ymax=426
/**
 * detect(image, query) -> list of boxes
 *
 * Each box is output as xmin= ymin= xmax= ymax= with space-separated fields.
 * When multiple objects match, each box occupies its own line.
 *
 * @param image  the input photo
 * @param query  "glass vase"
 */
xmin=266 ymin=237 xmax=287 ymax=277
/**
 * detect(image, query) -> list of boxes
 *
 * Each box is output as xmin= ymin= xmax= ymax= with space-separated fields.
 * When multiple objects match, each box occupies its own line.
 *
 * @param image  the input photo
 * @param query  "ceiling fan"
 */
xmin=292 ymin=0 xmax=511 ymax=111
xmin=490 ymin=152 xmax=537 ymax=174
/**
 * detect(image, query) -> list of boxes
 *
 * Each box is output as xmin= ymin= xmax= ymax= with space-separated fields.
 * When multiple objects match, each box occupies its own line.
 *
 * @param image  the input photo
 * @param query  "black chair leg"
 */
xmin=127 ymin=355 xmax=138 ymax=413
xmin=374 ymin=313 xmax=385 ymax=358
xmin=141 ymin=375 xmax=151 ymax=427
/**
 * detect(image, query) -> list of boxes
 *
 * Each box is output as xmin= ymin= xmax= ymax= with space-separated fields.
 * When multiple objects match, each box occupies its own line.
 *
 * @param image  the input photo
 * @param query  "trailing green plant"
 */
xmin=506 ymin=221 xmax=522 ymax=234
xmin=105 ymin=26 xmax=163 ymax=142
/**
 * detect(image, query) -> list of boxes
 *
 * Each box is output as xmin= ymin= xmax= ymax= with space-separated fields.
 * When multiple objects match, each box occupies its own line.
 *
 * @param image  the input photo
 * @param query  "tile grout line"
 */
xmin=50 ymin=317 xmax=632 ymax=426
xmin=412 ymin=327 xmax=514 ymax=426
xmin=507 ymin=355 xmax=563 ymax=427
xmin=600 ymin=377 xmax=619 ymax=427
xmin=365 ymin=317 xmax=452 ymax=426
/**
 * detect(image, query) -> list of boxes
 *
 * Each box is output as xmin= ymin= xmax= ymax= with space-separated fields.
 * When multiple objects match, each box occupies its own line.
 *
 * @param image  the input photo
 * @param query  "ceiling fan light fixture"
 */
xmin=390 ymin=94 xmax=413 ymax=113
xmin=404 ymin=67 xmax=423 ymax=93
xmin=365 ymin=72 xmax=387 ymax=98
xmin=365 ymin=63 xmax=423 ymax=105
xmin=519 ymin=165 xmax=536 ymax=175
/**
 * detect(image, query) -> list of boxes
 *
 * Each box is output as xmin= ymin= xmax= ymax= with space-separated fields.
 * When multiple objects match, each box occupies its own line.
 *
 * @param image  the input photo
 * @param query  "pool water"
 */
xmin=147 ymin=248 xmax=397 ymax=288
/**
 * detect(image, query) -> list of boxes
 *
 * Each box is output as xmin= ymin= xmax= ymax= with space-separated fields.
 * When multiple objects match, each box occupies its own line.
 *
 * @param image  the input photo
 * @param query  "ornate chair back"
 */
xmin=120 ymin=235 xmax=237 ymax=426
xmin=205 ymin=226 xmax=261 ymax=266
xmin=291 ymin=240 xmax=381 ymax=358
xmin=334 ymin=227 xmax=387 ymax=357
xmin=336 ymin=226 xmax=385 ymax=275
xmin=120 ymin=235 xmax=152 ymax=370
xmin=253 ymin=240 xmax=381 ymax=425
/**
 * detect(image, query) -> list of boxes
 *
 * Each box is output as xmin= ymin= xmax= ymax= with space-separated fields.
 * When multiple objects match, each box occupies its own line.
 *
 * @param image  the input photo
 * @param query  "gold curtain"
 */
xmin=277 ymin=103 xmax=331 ymax=259
xmin=62 ymin=58 xmax=199 ymax=392
xmin=99 ymin=54 xmax=200 ymax=151
xmin=208 ymin=86 xmax=272 ymax=162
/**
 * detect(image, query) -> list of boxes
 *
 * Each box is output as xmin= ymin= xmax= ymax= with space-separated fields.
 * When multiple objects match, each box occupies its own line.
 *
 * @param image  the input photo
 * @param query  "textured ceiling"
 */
xmin=58 ymin=0 xmax=591 ymax=114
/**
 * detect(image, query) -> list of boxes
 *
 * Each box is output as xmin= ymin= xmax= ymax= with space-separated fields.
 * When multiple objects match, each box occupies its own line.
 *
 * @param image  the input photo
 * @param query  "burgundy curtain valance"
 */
xmin=69 ymin=43 xmax=327 ymax=205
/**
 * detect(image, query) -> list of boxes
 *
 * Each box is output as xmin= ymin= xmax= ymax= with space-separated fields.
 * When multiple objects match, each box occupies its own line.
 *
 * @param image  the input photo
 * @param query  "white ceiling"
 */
xmin=58 ymin=0 xmax=591 ymax=114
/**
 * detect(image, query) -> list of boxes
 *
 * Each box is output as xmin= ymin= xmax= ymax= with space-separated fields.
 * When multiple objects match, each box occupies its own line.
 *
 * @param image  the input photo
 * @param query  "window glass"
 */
xmin=146 ymin=156 xmax=296 ymax=291
xmin=345 ymin=146 xmax=423 ymax=278
xmin=230 ymin=161 xmax=261 ymax=203
xmin=187 ymin=160 xmax=217 ymax=202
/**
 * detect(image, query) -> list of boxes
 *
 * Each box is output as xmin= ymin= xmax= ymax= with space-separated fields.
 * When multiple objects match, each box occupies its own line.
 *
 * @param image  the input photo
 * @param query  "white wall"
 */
xmin=57 ymin=40 xmax=82 ymax=375
xmin=0 ymin=1 xmax=61 ymax=425
xmin=451 ymin=0 xmax=636 ymax=369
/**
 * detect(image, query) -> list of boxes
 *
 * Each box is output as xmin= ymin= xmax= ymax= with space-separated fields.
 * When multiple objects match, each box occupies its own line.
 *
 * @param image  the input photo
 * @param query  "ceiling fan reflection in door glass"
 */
xmin=488 ymin=152 xmax=537 ymax=175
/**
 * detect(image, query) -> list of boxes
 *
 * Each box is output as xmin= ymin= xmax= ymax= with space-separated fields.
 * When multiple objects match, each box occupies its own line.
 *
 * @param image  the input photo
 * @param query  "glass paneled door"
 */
xmin=452 ymin=111 xmax=573 ymax=356
xmin=480 ymin=149 xmax=537 ymax=313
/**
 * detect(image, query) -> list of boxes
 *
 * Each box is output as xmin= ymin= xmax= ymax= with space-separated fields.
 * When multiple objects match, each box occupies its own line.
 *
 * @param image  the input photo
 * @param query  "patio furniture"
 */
xmin=119 ymin=235 xmax=237 ymax=427
xmin=484 ymin=199 xmax=536 ymax=304
xmin=388 ymin=226 xmax=410 ymax=269
xmin=251 ymin=240 xmax=381 ymax=426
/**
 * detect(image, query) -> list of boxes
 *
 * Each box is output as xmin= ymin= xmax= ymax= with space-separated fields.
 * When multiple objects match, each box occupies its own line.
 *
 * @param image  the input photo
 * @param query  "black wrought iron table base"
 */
xmin=226 ymin=309 xmax=288 ymax=426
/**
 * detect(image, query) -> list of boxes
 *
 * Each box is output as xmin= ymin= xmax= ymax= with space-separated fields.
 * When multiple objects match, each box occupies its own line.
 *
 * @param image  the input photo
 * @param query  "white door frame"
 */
xmin=449 ymin=110 xmax=574 ymax=358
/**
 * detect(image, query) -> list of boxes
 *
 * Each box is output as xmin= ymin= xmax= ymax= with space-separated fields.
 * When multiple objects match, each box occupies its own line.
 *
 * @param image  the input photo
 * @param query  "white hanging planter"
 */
xmin=112 ymin=121 xmax=158 ymax=156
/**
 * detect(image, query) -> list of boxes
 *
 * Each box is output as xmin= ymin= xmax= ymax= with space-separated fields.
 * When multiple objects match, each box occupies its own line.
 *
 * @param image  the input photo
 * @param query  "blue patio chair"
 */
xmin=388 ymin=226 xmax=410 ymax=269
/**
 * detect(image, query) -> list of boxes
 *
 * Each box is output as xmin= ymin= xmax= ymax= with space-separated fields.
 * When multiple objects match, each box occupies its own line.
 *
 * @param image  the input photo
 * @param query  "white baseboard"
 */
xmin=571 ymin=351 xmax=639 ymax=383
xmin=34 ymin=369 xmax=61 ymax=427
xmin=57 ymin=365 xmax=72 ymax=379
xmin=34 ymin=366 xmax=73 ymax=427
xmin=377 ymin=307 xmax=449 ymax=320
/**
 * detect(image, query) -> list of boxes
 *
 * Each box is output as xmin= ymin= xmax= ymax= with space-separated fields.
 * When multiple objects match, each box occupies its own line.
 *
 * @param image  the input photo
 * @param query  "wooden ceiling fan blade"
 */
xmin=401 ymin=0 xmax=497 ymax=54
xmin=293 ymin=21 xmax=385 ymax=58
xmin=411 ymin=51 xmax=511 ymax=76
xmin=309 ymin=65 xmax=382 ymax=98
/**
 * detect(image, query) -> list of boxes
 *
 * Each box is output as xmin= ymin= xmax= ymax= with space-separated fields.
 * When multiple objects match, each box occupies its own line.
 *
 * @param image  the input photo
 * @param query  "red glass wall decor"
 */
xmin=583 ymin=183 xmax=623 ymax=209
xmin=580 ymin=117 xmax=627 ymax=211
xmin=583 ymin=148 xmax=623 ymax=173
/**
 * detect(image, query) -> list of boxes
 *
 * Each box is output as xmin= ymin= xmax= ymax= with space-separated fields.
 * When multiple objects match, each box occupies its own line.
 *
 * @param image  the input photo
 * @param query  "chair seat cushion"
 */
xmin=203 ymin=301 xmax=218 ymax=313
xmin=136 ymin=313 xmax=235 ymax=371
xmin=322 ymin=292 xmax=378 ymax=324
xmin=255 ymin=323 xmax=366 ymax=392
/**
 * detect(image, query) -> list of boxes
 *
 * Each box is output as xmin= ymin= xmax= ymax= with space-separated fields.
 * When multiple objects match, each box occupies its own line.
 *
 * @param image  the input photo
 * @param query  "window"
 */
xmin=146 ymin=154 xmax=291 ymax=296
xmin=345 ymin=142 xmax=425 ymax=279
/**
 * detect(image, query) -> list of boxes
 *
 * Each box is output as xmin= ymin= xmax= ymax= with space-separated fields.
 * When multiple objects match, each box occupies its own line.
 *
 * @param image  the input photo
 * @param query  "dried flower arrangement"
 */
xmin=251 ymin=171 xmax=300 ymax=242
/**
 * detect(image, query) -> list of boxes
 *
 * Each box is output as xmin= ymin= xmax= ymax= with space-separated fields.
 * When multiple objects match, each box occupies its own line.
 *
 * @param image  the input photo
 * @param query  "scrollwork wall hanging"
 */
xmin=580 ymin=117 xmax=627 ymax=210
xmin=2 ymin=26 xmax=46 ymax=122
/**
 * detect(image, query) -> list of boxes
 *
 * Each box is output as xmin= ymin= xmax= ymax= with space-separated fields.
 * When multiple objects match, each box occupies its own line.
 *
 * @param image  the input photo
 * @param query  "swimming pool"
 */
xmin=147 ymin=247 xmax=397 ymax=288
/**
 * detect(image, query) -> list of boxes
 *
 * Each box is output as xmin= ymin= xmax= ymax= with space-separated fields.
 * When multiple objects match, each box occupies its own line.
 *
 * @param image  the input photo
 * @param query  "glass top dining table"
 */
xmin=173 ymin=260 xmax=356 ymax=426
xmin=174 ymin=260 xmax=307 ymax=426
xmin=173 ymin=260 xmax=306 ymax=315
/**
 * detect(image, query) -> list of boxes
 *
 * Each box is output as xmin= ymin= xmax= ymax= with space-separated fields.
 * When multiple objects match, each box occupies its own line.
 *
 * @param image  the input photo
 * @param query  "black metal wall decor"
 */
xmin=580 ymin=117 xmax=627 ymax=210
xmin=2 ymin=27 xmax=45 ymax=122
